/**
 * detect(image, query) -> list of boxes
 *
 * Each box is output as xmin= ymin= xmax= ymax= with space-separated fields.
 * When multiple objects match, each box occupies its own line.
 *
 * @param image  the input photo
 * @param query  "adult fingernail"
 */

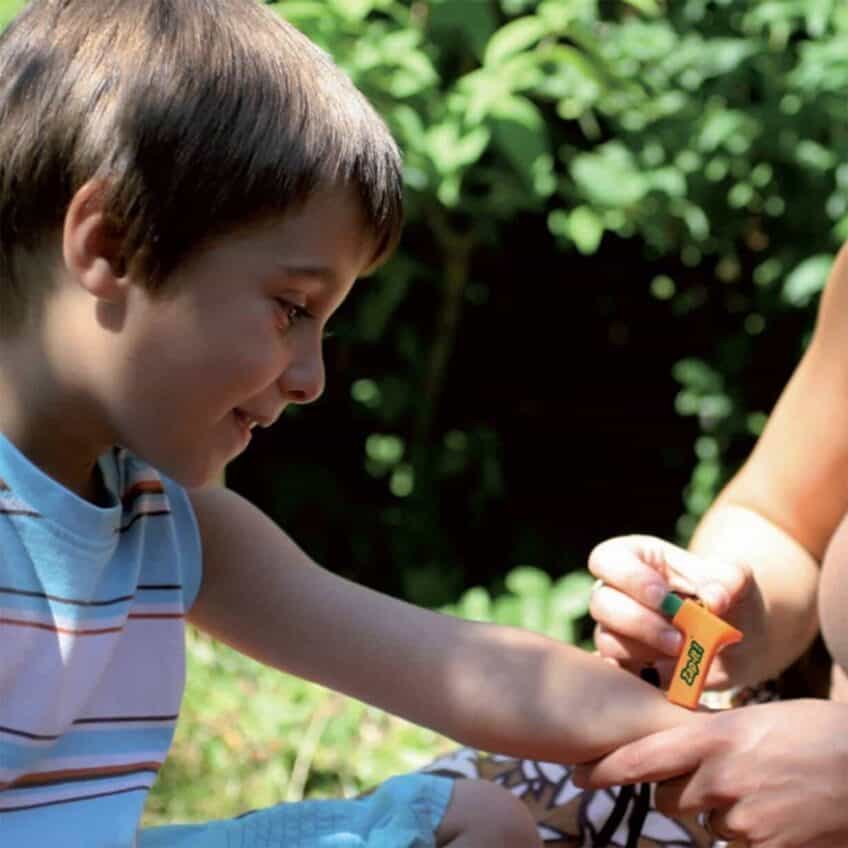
xmin=702 ymin=583 xmax=728 ymax=612
xmin=660 ymin=628 xmax=683 ymax=655
xmin=643 ymin=583 xmax=666 ymax=608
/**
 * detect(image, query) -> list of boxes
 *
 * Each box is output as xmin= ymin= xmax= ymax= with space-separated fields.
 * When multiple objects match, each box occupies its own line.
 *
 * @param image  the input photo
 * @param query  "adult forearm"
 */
xmin=690 ymin=499 xmax=820 ymax=687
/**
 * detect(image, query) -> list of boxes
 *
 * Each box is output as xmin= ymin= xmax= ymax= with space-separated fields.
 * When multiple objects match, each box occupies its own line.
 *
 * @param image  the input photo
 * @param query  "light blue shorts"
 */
xmin=139 ymin=774 xmax=455 ymax=848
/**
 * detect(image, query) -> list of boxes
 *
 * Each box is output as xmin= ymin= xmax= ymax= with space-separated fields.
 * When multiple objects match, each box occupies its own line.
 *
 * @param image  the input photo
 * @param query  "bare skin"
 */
xmin=575 ymin=243 xmax=848 ymax=846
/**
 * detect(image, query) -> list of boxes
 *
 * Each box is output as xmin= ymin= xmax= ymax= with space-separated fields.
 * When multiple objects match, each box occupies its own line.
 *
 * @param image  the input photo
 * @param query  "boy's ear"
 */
xmin=62 ymin=180 xmax=128 ymax=302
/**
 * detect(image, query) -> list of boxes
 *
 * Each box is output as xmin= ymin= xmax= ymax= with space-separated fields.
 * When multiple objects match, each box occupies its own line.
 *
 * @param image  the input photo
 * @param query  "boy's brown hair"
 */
xmin=0 ymin=0 xmax=403 ymax=332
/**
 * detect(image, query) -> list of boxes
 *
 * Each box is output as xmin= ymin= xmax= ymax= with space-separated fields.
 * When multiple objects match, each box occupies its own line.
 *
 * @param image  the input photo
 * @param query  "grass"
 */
xmin=0 ymin=0 xmax=23 ymax=29
xmin=142 ymin=627 xmax=456 ymax=825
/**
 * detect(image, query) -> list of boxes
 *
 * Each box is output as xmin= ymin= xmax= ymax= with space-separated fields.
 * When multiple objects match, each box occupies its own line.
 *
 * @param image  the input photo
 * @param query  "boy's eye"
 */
xmin=275 ymin=299 xmax=311 ymax=330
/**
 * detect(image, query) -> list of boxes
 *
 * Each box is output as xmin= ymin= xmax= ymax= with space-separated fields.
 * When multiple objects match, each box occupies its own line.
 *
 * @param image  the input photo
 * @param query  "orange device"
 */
xmin=661 ymin=591 xmax=743 ymax=709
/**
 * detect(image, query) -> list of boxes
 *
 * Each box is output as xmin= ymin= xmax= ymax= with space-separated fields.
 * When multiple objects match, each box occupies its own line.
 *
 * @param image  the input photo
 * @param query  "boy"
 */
xmin=0 ymin=1 xmax=699 ymax=845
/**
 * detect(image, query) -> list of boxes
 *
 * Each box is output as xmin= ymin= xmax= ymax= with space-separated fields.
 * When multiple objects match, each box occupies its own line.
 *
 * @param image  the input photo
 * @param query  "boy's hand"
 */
xmin=588 ymin=535 xmax=752 ymax=688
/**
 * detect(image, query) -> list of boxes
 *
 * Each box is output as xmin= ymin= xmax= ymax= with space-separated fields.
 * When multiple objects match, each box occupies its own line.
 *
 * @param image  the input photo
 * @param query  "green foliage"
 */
xmin=145 ymin=566 xmax=593 ymax=824
xmin=0 ymin=0 xmax=22 ymax=27
xmin=10 ymin=0 xmax=839 ymax=577
xmin=443 ymin=565 xmax=594 ymax=647
xmin=259 ymin=0 xmax=848 ymax=561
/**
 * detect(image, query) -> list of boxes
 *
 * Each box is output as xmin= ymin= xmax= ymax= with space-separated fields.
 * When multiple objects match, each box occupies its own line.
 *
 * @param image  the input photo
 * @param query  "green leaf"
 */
xmin=568 ymin=206 xmax=604 ymax=254
xmin=571 ymin=144 xmax=647 ymax=208
xmin=454 ymin=126 xmax=492 ymax=168
xmin=457 ymin=587 xmax=492 ymax=622
xmin=492 ymin=595 xmax=523 ymax=627
xmin=505 ymin=566 xmax=552 ymax=597
xmin=782 ymin=254 xmax=834 ymax=306
xmin=796 ymin=139 xmax=837 ymax=172
xmin=698 ymin=38 xmax=759 ymax=78
xmin=672 ymin=358 xmax=724 ymax=393
xmin=437 ymin=173 xmax=462 ymax=207
xmin=490 ymin=95 xmax=551 ymax=193
xmin=387 ymin=62 xmax=438 ymax=98
xmin=378 ymin=29 xmax=421 ymax=57
xmin=483 ymin=16 xmax=547 ymax=66
xmin=365 ymin=434 xmax=405 ymax=465
xmin=327 ymin=0 xmax=374 ymax=22
xmin=648 ymin=167 xmax=687 ymax=199
xmin=518 ymin=595 xmax=547 ymax=633
xmin=458 ymin=69 xmax=511 ymax=124
xmin=492 ymin=51 xmax=547 ymax=92
xmin=621 ymin=0 xmax=661 ymax=13
xmin=697 ymin=110 xmax=752 ymax=153
xmin=539 ymin=43 xmax=609 ymax=89
xmin=0 ymin=0 xmax=24 ymax=28
xmin=490 ymin=94 xmax=545 ymax=131
xmin=428 ymin=0 xmax=498 ymax=60
xmin=388 ymin=105 xmax=426 ymax=153
xmin=270 ymin=1 xmax=337 ymax=29
xmin=426 ymin=124 xmax=491 ymax=176
xmin=550 ymin=571 xmax=595 ymax=620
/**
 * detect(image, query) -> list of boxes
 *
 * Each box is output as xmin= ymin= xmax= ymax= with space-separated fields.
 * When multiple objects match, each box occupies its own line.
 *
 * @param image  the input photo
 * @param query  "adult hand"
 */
xmin=573 ymin=699 xmax=848 ymax=848
xmin=588 ymin=535 xmax=754 ymax=688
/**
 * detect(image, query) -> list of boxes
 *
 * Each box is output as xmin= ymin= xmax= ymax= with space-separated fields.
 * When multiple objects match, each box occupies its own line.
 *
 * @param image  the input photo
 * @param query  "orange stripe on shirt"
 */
xmin=5 ymin=760 xmax=163 ymax=790
xmin=0 ymin=617 xmax=123 ymax=636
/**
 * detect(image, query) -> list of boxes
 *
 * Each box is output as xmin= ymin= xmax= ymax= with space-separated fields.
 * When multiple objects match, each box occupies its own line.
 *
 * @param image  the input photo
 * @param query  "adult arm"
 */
xmin=590 ymin=243 xmax=848 ymax=688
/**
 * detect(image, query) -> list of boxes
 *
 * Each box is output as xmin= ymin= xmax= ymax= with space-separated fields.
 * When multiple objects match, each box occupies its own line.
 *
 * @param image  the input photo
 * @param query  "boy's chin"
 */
xmin=142 ymin=455 xmax=226 ymax=490
xmin=173 ymin=464 xmax=226 ymax=490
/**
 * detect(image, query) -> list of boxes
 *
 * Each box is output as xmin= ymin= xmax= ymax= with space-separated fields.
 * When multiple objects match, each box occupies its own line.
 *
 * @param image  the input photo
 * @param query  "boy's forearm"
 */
xmin=189 ymin=488 xmax=697 ymax=764
xmin=689 ymin=499 xmax=820 ymax=687
xmin=443 ymin=621 xmax=699 ymax=764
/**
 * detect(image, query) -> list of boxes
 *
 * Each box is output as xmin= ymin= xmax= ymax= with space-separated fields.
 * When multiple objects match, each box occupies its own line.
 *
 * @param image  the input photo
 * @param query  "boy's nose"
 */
xmin=278 ymin=350 xmax=325 ymax=405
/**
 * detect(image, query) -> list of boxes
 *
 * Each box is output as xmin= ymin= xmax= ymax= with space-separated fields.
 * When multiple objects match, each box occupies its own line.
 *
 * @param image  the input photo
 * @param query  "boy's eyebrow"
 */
xmin=279 ymin=264 xmax=340 ymax=288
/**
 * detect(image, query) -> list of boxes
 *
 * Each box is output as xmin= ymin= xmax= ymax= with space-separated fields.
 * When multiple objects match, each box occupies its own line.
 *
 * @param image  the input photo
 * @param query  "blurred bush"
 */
xmin=225 ymin=0 xmax=848 ymax=613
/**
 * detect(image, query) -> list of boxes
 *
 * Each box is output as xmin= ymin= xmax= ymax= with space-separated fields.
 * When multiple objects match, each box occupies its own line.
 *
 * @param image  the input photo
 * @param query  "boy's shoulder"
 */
xmin=0 ymin=440 xmax=203 ymax=609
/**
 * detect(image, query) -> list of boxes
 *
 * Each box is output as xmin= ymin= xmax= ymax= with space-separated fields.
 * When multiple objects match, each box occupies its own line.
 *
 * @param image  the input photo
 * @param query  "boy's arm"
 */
xmin=187 ymin=485 xmax=697 ymax=765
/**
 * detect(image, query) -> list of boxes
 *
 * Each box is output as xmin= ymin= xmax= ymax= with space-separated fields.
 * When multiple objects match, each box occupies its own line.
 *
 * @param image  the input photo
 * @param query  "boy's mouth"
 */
xmin=234 ymin=407 xmax=279 ymax=430
xmin=233 ymin=408 xmax=259 ymax=432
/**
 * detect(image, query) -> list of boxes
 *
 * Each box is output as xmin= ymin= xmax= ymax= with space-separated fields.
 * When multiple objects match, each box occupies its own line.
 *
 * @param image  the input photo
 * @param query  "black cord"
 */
xmin=592 ymin=666 xmax=662 ymax=847
xmin=595 ymin=783 xmax=634 ymax=846
xmin=626 ymin=780 xmax=652 ymax=848
xmin=629 ymin=665 xmax=662 ymax=846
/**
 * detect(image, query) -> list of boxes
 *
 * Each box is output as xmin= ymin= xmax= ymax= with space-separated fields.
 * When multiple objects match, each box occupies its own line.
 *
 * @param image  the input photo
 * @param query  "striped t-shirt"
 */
xmin=0 ymin=433 xmax=202 ymax=845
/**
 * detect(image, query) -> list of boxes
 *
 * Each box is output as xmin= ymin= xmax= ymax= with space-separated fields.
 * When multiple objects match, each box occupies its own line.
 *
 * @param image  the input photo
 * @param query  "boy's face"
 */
xmin=101 ymin=185 xmax=373 ymax=488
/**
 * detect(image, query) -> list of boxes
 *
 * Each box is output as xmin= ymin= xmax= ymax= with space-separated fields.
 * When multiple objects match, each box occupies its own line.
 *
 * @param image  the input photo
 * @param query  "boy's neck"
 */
xmin=0 ymin=338 xmax=112 ymax=505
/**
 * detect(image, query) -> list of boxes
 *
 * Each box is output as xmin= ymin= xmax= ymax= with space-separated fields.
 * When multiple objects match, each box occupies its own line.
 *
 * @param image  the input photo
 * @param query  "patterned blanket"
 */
xmin=416 ymin=681 xmax=787 ymax=847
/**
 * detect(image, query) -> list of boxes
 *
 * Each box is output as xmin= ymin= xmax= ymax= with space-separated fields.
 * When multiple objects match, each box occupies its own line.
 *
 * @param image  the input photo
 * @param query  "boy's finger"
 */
xmin=653 ymin=774 xmax=703 ymax=817
xmin=572 ymin=724 xmax=706 ymax=788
